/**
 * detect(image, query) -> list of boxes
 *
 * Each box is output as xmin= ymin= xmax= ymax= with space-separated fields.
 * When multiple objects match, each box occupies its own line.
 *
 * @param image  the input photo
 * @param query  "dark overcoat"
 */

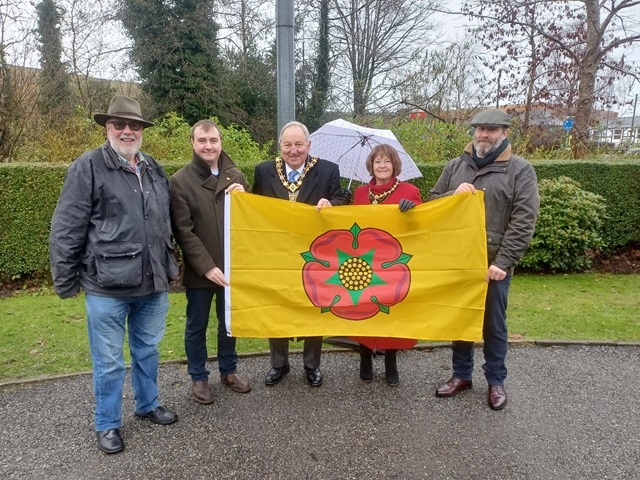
xmin=49 ymin=142 xmax=178 ymax=299
xmin=252 ymin=156 xmax=347 ymax=206
xmin=170 ymin=151 xmax=250 ymax=288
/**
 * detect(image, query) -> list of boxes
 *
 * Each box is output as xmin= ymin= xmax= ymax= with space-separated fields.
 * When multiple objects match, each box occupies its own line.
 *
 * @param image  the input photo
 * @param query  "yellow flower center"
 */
xmin=338 ymin=257 xmax=373 ymax=291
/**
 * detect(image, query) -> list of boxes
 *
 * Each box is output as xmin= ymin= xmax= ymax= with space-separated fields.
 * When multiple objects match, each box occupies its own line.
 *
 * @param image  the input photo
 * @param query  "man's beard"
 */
xmin=473 ymin=136 xmax=503 ymax=157
xmin=111 ymin=136 xmax=142 ymax=159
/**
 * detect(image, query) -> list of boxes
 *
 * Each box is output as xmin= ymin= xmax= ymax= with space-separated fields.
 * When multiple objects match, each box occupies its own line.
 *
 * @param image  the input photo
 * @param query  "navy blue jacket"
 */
xmin=49 ymin=142 xmax=178 ymax=298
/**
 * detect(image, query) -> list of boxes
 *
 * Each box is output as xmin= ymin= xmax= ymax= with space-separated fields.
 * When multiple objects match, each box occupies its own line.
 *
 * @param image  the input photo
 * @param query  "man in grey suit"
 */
xmin=252 ymin=121 xmax=347 ymax=387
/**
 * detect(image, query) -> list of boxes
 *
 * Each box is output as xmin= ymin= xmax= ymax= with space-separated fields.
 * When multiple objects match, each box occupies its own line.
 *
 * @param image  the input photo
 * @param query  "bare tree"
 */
xmin=330 ymin=0 xmax=440 ymax=117
xmin=0 ymin=1 xmax=38 ymax=161
xmin=540 ymin=42 xmax=624 ymax=115
xmin=553 ymin=0 xmax=639 ymax=157
xmin=217 ymin=0 xmax=274 ymax=59
xmin=462 ymin=2 xmax=572 ymax=130
xmin=215 ymin=0 xmax=278 ymax=144
xmin=62 ymin=0 xmax=132 ymax=116
xmin=394 ymin=39 xmax=491 ymax=123
xmin=461 ymin=0 xmax=640 ymax=158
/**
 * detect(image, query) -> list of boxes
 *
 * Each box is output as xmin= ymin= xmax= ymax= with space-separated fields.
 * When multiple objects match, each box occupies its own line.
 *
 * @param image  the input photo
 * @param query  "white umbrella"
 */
xmin=309 ymin=119 xmax=422 ymax=187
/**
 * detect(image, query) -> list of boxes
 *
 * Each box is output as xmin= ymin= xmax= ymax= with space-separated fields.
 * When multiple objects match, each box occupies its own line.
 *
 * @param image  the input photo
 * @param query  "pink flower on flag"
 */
xmin=301 ymin=223 xmax=412 ymax=320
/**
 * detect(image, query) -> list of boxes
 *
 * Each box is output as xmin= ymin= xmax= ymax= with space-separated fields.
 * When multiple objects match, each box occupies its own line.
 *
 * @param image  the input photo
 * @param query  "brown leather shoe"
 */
xmin=488 ymin=384 xmax=507 ymax=410
xmin=221 ymin=373 xmax=252 ymax=393
xmin=192 ymin=380 xmax=215 ymax=405
xmin=435 ymin=377 xmax=472 ymax=397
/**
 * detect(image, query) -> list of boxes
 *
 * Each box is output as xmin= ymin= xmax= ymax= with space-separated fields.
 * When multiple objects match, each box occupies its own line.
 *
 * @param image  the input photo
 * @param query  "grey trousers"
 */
xmin=269 ymin=337 xmax=322 ymax=370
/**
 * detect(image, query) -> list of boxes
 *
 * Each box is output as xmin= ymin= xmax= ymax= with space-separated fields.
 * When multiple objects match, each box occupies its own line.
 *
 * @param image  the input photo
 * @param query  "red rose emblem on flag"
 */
xmin=301 ymin=223 xmax=412 ymax=320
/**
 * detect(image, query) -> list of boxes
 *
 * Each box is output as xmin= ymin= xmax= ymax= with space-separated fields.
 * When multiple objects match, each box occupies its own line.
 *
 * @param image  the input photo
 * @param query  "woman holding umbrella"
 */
xmin=351 ymin=143 xmax=423 ymax=386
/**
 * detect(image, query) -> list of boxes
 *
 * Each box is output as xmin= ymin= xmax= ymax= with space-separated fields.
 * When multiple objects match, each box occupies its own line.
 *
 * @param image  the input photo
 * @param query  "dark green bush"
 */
xmin=0 ymin=164 xmax=64 ymax=279
xmin=532 ymin=160 xmax=640 ymax=251
xmin=520 ymin=176 xmax=606 ymax=272
xmin=0 ymin=114 xmax=271 ymax=280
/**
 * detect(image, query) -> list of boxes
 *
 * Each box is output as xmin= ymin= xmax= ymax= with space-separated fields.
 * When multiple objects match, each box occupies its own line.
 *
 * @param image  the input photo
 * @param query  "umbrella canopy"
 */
xmin=309 ymin=119 xmax=422 ymax=186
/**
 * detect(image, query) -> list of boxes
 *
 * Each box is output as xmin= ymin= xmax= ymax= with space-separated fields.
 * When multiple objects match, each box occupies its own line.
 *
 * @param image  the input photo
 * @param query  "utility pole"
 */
xmin=631 ymin=94 xmax=638 ymax=144
xmin=276 ymin=0 xmax=295 ymax=138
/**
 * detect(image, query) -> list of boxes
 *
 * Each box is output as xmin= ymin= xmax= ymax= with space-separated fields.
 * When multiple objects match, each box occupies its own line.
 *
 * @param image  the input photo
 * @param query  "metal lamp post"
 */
xmin=276 ymin=0 xmax=295 ymax=138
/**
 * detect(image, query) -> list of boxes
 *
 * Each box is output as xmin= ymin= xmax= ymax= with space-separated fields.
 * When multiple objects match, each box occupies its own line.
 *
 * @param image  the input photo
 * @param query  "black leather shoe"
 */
xmin=135 ymin=405 xmax=177 ymax=425
xmin=305 ymin=367 xmax=323 ymax=387
xmin=265 ymin=365 xmax=290 ymax=385
xmin=96 ymin=428 xmax=124 ymax=454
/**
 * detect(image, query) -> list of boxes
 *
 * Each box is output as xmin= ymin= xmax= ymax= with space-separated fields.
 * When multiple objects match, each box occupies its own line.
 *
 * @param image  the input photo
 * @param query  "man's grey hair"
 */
xmin=279 ymin=121 xmax=310 ymax=144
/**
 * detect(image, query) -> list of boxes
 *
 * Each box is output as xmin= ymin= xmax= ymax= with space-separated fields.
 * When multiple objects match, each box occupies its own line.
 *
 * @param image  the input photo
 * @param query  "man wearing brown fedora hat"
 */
xmin=50 ymin=95 xmax=179 ymax=454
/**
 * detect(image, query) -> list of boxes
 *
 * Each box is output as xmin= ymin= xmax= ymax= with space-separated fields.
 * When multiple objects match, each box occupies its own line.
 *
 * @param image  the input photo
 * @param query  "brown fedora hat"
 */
xmin=94 ymin=95 xmax=155 ymax=128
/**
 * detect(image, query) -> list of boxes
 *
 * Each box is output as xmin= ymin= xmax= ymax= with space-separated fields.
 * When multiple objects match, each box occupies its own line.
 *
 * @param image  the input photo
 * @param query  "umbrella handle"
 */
xmin=335 ymin=138 xmax=372 ymax=184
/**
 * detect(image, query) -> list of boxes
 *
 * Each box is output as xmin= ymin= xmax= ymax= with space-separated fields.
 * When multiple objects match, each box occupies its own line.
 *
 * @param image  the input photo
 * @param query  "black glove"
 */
xmin=398 ymin=199 xmax=416 ymax=212
xmin=343 ymin=188 xmax=354 ymax=204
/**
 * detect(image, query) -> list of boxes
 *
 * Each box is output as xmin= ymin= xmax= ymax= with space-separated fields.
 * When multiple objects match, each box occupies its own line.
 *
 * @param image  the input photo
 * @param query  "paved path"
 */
xmin=1 ymin=345 xmax=639 ymax=479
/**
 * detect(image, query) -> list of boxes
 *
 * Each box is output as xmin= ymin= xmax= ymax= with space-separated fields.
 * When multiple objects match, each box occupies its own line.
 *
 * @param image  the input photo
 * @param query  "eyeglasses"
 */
xmin=107 ymin=120 xmax=143 ymax=132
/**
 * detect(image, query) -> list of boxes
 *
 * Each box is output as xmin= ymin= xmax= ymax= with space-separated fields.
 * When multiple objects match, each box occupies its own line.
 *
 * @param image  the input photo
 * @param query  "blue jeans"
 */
xmin=451 ymin=276 xmax=511 ymax=385
xmin=85 ymin=292 xmax=168 ymax=431
xmin=185 ymin=287 xmax=238 ymax=380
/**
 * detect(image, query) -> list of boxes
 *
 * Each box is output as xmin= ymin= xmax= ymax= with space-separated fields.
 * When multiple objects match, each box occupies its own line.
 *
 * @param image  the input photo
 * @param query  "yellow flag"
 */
xmin=224 ymin=192 xmax=487 ymax=341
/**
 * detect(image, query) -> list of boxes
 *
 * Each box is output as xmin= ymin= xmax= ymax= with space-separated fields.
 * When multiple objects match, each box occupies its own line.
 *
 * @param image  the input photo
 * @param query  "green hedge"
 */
xmin=532 ymin=161 xmax=640 ymax=250
xmin=0 ymin=164 xmax=66 ymax=278
xmin=1 ymin=160 xmax=639 ymax=278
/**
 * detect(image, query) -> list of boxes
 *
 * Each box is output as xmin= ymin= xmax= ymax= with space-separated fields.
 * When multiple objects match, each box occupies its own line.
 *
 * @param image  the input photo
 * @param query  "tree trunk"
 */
xmin=523 ymin=8 xmax=538 ymax=132
xmin=353 ymin=77 xmax=367 ymax=117
xmin=571 ymin=59 xmax=598 ymax=159
xmin=0 ymin=57 xmax=13 ymax=161
xmin=571 ymin=0 xmax=601 ymax=159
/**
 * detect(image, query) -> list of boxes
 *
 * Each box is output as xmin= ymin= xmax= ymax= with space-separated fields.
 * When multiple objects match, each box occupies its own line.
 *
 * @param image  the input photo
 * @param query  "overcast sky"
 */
xmin=432 ymin=2 xmax=640 ymax=117
xmin=6 ymin=0 xmax=640 ymax=116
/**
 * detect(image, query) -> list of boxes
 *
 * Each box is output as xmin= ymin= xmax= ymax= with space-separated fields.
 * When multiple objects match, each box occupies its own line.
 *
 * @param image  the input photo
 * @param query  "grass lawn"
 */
xmin=508 ymin=273 xmax=639 ymax=340
xmin=0 ymin=273 xmax=638 ymax=383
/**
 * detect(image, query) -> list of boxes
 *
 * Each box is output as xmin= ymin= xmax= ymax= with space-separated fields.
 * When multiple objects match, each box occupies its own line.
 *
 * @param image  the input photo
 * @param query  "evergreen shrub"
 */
xmin=520 ymin=176 xmax=606 ymax=272
xmin=532 ymin=160 xmax=640 ymax=252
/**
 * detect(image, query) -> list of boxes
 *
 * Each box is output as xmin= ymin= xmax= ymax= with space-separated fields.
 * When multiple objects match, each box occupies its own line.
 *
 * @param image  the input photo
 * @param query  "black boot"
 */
xmin=359 ymin=344 xmax=373 ymax=382
xmin=385 ymin=349 xmax=399 ymax=386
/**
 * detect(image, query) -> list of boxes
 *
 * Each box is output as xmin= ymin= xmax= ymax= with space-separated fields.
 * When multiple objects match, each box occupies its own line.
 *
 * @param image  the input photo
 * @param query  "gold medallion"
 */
xmin=368 ymin=179 xmax=400 ymax=205
xmin=275 ymin=156 xmax=318 ymax=202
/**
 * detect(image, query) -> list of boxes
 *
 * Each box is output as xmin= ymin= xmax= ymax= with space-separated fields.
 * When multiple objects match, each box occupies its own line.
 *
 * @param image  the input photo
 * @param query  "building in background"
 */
xmin=590 ymin=116 xmax=640 ymax=149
